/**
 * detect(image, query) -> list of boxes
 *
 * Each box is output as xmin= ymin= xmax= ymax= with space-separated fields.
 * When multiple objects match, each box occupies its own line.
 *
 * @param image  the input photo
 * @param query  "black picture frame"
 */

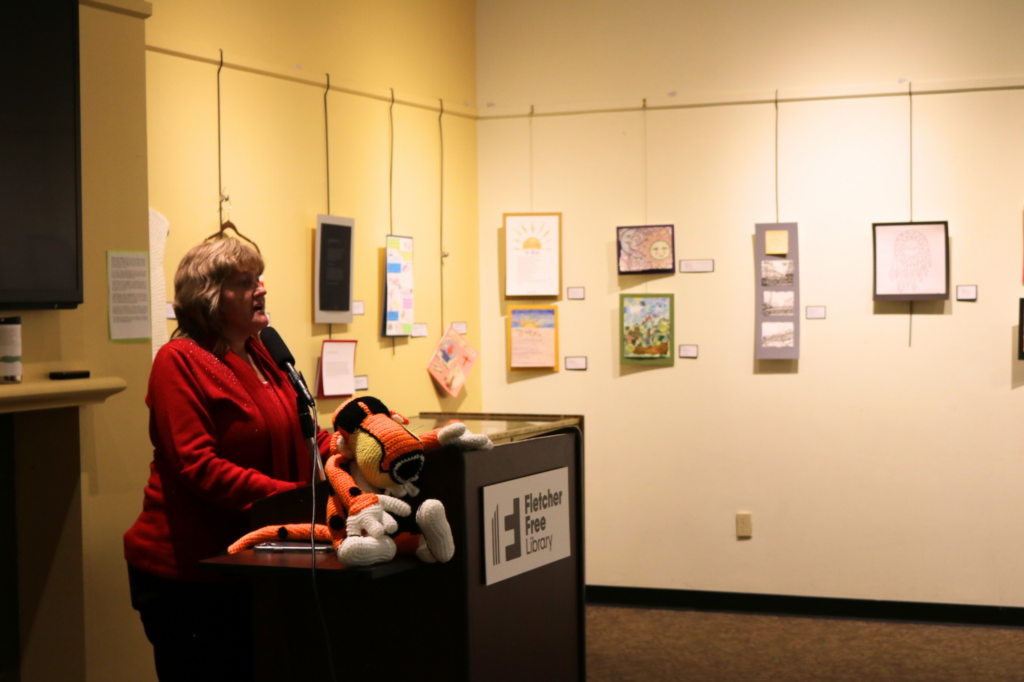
xmin=1018 ymin=299 xmax=1024 ymax=361
xmin=616 ymin=225 xmax=675 ymax=275
xmin=872 ymin=221 xmax=950 ymax=301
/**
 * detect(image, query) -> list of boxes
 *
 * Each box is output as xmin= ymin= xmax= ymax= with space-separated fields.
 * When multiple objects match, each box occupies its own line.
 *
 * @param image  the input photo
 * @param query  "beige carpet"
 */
xmin=587 ymin=605 xmax=1024 ymax=681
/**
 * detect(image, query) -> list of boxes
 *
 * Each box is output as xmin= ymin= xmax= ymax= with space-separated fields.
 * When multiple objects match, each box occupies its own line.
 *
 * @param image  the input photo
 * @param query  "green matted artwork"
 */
xmin=619 ymin=294 xmax=674 ymax=367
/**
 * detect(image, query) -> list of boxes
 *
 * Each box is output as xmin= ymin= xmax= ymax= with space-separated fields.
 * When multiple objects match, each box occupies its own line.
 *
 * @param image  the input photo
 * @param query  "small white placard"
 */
xmin=452 ymin=322 xmax=468 ymax=334
xmin=107 ymin=251 xmax=151 ymax=341
xmin=565 ymin=356 xmax=587 ymax=370
xmin=412 ymin=323 xmax=428 ymax=337
xmin=354 ymin=375 xmax=369 ymax=391
xmin=806 ymin=306 xmax=826 ymax=319
xmin=566 ymin=287 xmax=585 ymax=300
xmin=165 ymin=302 xmax=176 ymax=319
xmin=956 ymin=285 xmax=978 ymax=301
xmin=352 ymin=301 xmax=365 ymax=315
xmin=483 ymin=467 xmax=572 ymax=586
xmin=678 ymin=345 xmax=698 ymax=359
xmin=679 ymin=259 xmax=715 ymax=273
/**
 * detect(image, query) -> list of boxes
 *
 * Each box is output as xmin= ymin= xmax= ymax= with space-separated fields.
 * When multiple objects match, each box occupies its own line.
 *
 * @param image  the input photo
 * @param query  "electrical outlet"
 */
xmin=736 ymin=512 xmax=752 ymax=540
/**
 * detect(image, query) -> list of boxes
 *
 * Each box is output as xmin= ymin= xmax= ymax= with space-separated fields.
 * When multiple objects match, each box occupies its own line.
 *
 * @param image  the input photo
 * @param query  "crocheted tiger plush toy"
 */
xmin=229 ymin=396 xmax=492 ymax=567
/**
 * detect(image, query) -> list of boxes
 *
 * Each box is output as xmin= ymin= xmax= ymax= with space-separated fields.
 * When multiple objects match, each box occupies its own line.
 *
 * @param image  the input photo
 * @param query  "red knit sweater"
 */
xmin=124 ymin=337 xmax=330 ymax=581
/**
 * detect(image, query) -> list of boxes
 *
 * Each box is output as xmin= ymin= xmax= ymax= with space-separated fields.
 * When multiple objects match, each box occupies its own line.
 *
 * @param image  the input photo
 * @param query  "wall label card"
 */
xmin=564 ymin=356 xmax=587 ymax=370
xmin=107 ymin=251 xmax=151 ymax=342
xmin=504 ymin=213 xmax=561 ymax=297
xmin=483 ymin=467 xmax=572 ymax=586
xmin=382 ymin=235 xmax=414 ymax=336
xmin=679 ymin=260 xmax=714 ymax=273
xmin=956 ymin=285 xmax=978 ymax=301
xmin=452 ymin=321 xmax=468 ymax=334
xmin=566 ymin=287 xmax=585 ymax=300
xmin=353 ymin=301 xmax=365 ymax=315
xmin=678 ymin=345 xmax=698 ymax=358
xmin=806 ymin=306 xmax=826 ymax=319
xmin=165 ymin=302 xmax=175 ymax=319
xmin=754 ymin=224 xmax=799 ymax=360
xmin=508 ymin=306 xmax=558 ymax=370
xmin=354 ymin=375 xmax=369 ymax=391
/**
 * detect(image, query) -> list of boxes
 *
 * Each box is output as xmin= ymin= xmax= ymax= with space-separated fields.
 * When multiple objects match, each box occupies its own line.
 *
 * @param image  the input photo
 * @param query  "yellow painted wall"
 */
xmin=146 ymin=0 xmax=481 ymax=423
xmin=477 ymin=0 xmax=1024 ymax=606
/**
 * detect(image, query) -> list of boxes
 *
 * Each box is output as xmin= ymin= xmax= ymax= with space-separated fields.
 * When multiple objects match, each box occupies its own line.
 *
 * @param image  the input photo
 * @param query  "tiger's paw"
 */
xmin=336 ymin=534 xmax=397 ymax=567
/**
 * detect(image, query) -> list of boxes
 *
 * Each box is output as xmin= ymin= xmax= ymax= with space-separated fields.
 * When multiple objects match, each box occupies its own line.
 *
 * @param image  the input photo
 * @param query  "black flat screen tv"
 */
xmin=0 ymin=0 xmax=83 ymax=310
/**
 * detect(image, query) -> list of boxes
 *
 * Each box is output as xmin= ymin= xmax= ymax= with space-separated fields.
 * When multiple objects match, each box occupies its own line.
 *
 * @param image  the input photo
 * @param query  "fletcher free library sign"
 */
xmin=483 ymin=467 xmax=572 ymax=586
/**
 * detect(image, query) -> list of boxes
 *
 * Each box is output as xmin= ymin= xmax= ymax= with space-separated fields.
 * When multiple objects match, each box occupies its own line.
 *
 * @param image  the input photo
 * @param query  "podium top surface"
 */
xmin=408 ymin=412 xmax=582 ymax=445
xmin=200 ymin=550 xmax=423 ymax=581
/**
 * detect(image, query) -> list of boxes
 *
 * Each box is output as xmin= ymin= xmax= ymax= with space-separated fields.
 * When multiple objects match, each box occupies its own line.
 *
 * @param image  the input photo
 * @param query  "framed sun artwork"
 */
xmin=507 ymin=305 xmax=559 ymax=371
xmin=617 ymin=225 xmax=675 ymax=274
xmin=504 ymin=213 xmax=561 ymax=297
xmin=619 ymin=294 xmax=674 ymax=367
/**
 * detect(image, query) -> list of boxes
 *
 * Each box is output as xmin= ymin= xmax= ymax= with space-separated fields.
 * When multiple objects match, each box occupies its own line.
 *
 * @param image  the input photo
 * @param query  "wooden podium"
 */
xmin=201 ymin=418 xmax=585 ymax=682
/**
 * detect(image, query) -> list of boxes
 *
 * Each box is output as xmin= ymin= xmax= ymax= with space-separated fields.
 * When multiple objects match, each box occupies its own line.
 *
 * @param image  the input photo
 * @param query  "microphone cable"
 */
xmin=308 ymin=400 xmax=339 ymax=682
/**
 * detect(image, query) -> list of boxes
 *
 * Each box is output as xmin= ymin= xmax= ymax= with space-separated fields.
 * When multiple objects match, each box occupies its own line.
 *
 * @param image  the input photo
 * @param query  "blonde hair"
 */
xmin=171 ymin=238 xmax=264 ymax=353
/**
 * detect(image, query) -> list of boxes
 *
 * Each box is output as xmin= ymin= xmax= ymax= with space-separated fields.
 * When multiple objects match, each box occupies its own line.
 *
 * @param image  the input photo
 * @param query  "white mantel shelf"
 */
xmin=0 ymin=377 xmax=128 ymax=414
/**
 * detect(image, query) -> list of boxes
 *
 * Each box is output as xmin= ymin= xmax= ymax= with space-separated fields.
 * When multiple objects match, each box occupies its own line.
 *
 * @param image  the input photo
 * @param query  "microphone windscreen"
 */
xmin=259 ymin=327 xmax=295 ymax=369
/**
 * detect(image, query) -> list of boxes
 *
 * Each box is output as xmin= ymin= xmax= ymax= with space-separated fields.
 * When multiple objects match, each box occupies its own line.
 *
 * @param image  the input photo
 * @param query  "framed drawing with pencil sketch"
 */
xmin=504 ymin=213 xmax=561 ymax=297
xmin=873 ymin=222 xmax=949 ymax=301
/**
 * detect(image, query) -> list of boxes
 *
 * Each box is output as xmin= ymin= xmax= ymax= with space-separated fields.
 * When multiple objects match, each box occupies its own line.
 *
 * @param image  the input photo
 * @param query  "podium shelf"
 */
xmin=200 ymin=550 xmax=423 ymax=581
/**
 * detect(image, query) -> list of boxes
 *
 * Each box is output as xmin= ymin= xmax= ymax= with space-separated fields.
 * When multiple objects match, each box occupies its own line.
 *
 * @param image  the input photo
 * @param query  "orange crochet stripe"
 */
xmin=228 ymin=523 xmax=331 ymax=553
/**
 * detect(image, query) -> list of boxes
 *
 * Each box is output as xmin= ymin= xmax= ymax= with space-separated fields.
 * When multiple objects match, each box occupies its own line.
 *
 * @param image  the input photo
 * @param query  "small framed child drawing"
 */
xmin=617 ymin=225 xmax=675 ymax=274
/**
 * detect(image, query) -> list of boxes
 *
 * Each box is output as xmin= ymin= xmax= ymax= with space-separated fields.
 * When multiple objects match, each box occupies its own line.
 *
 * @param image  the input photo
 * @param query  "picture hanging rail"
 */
xmin=754 ymin=223 xmax=799 ymax=360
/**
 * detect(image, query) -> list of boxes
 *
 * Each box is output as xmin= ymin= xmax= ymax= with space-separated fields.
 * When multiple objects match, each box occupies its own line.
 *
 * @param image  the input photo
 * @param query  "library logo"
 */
xmin=483 ymin=468 xmax=572 ymax=586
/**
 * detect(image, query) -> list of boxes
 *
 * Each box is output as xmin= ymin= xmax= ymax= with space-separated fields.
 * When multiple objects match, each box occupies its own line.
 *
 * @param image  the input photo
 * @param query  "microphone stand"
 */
xmin=289 ymin=369 xmax=326 ymax=482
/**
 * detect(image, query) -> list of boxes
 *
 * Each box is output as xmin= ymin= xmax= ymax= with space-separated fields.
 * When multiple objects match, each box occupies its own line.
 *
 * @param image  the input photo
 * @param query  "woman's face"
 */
xmin=220 ymin=269 xmax=268 ymax=338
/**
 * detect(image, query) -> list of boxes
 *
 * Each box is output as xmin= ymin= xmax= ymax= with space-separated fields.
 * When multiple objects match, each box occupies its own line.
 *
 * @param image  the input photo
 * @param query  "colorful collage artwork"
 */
xmin=428 ymin=325 xmax=479 ymax=397
xmin=620 ymin=295 xmax=674 ymax=366
xmin=383 ymin=235 xmax=414 ymax=336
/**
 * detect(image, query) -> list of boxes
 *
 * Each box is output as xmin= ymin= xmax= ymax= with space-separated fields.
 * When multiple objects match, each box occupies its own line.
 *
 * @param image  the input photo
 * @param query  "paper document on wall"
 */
xmin=108 ymin=251 xmax=151 ymax=341
xmin=320 ymin=340 xmax=356 ymax=398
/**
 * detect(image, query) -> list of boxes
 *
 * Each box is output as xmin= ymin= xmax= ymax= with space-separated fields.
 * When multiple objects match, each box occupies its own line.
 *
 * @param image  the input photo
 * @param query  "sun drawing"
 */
xmin=514 ymin=222 xmax=554 ymax=251
xmin=515 ymin=313 xmax=543 ymax=328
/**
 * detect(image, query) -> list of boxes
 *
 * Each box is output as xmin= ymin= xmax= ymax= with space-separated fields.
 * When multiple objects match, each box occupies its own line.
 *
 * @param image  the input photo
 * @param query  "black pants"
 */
xmin=128 ymin=563 xmax=255 ymax=682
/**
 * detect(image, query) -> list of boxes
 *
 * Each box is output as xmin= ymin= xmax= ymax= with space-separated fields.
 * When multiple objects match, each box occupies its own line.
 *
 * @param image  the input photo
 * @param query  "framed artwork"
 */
xmin=617 ymin=224 xmax=675 ymax=274
xmin=755 ymin=223 xmax=799 ymax=360
xmin=507 ymin=306 xmax=559 ymax=371
xmin=1019 ymin=299 xmax=1024 ymax=361
xmin=504 ymin=213 xmax=561 ymax=297
xmin=872 ymin=222 xmax=949 ymax=301
xmin=382 ymin=235 xmax=414 ymax=336
xmin=620 ymin=294 xmax=674 ymax=367
xmin=427 ymin=325 xmax=479 ymax=397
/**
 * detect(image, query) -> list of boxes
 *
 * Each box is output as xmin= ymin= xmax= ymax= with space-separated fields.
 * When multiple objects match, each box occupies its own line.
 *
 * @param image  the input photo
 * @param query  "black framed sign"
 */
xmin=872 ymin=221 xmax=949 ymax=301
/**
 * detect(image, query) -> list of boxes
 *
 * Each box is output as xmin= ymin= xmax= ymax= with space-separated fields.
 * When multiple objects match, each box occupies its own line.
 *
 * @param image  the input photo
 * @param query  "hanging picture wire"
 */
xmin=642 ymin=98 xmax=649 ymax=293
xmin=205 ymin=49 xmax=260 ymax=253
xmin=439 ymin=98 xmax=447 ymax=335
xmin=908 ymin=81 xmax=914 ymax=346
xmin=774 ymin=89 xmax=780 ymax=223
xmin=324 ymin=73 xmax=333 ymax=338
xmin=389 ymin=88 xmax=395 ymax=353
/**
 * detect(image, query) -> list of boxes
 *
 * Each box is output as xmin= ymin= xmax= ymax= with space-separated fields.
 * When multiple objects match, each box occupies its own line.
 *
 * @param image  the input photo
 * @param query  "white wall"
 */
xmin=476 ymin=0 xmax=1024 ymax=605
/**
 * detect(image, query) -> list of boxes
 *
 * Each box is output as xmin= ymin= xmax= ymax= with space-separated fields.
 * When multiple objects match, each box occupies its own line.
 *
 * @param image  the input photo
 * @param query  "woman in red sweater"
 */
xmin=124 ymin=237 xmax=329 ymax=681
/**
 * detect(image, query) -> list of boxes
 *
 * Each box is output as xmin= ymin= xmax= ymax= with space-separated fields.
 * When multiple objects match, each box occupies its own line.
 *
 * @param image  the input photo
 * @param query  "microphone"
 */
xmin=260 ymin=326 xmax=315 ymax=408
xmin=260 ymin=326 xmax=326 ymax=482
